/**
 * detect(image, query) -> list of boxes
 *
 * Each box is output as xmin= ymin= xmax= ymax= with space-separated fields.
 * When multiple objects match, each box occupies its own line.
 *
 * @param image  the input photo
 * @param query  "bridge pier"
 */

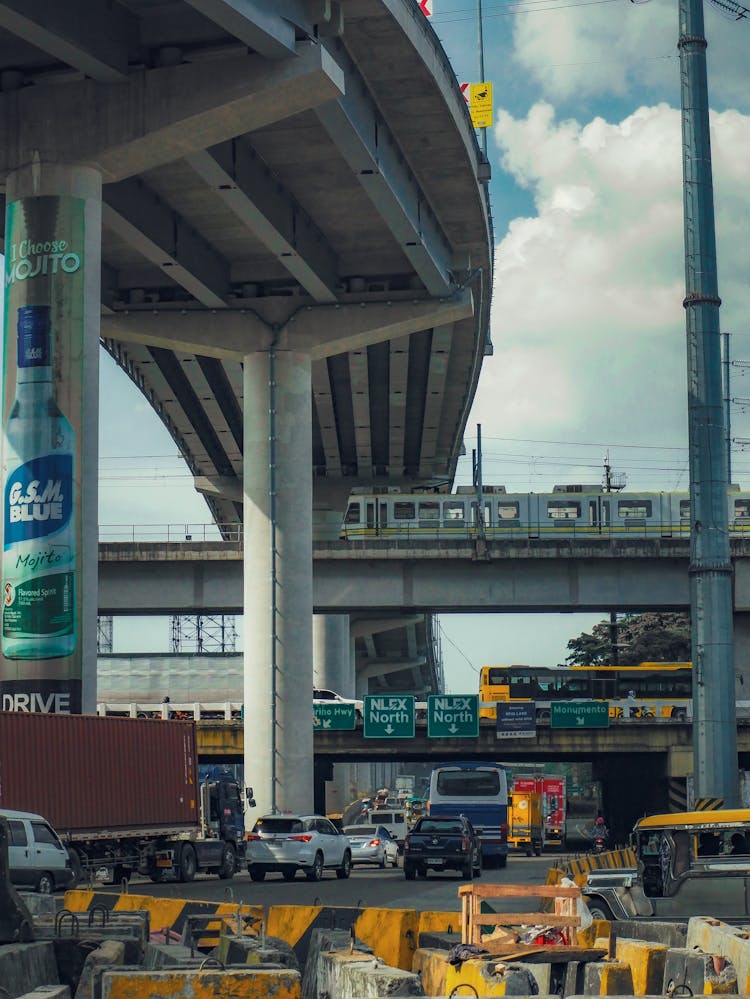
xmin=1 ymin=162 xmax=102 ymax=715
xmin=314 ymin=613 xmax=358 ymax=812
xmin=593 ymin=753 xmax=669 ymax=843
xmin=243 ymin=348 xmax=314 ymax=816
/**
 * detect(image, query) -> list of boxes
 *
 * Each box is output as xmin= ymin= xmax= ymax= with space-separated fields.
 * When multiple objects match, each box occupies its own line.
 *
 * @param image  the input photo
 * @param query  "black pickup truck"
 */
xmin=402 ymin=814 xmax=482 ymax=880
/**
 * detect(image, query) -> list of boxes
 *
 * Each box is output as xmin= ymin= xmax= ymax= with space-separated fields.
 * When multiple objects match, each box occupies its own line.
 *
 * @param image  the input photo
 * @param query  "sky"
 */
xmin=95 ymin=0 xmax=750 ymax=693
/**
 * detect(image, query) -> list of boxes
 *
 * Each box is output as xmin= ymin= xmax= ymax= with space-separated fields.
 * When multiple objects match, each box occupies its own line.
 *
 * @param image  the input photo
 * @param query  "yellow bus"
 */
xmin=479 ymin=662 xmax=692 ymax=721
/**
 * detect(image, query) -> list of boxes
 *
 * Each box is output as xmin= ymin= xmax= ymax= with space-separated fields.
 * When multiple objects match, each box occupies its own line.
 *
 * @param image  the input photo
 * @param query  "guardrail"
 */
xmin=96 ymin=701 xmax=242 ymax=720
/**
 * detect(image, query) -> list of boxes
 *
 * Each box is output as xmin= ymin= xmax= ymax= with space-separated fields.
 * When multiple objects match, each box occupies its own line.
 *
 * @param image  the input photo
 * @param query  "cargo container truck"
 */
xmin=0 ymin=711 xmax=253 ymax=884
xmin=541 ymin=775 xmax=566 ymax=848
xmin=508 ymin=777 xmax=543 ymax=855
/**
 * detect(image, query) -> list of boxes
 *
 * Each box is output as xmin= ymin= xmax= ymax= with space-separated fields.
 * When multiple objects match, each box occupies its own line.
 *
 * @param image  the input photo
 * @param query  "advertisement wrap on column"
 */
xmin=0 ymin=196 xmax=84 ymax=713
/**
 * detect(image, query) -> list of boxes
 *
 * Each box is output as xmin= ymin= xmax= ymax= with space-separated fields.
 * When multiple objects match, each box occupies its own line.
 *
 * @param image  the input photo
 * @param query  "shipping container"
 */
xmin=0 ymin=712 xmax=247 ymax=884
xmin=0 ymin=711 xmax=198 ymax=832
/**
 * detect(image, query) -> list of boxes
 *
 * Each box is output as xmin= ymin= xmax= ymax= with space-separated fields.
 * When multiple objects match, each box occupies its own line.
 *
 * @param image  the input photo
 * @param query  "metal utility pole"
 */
xmin=723 ymin=331 xmax=732 ymax=483
xmin=679 ymin=0 xmax=738 ymax=804
xmin=477 ymin=0 xmax=487 ymax=156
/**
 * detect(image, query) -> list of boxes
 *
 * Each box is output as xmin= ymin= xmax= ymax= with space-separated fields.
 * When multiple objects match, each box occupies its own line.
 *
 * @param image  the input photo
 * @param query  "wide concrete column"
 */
xmin=2 ymin=163 xmax=101 ymax=715
xmin=313 ymin=613 xmax=355 ymax=811
xmin=243 ymin=348 xmax=313 ymax=818
xmin=313 ymin=614 xmax=352 ymax=693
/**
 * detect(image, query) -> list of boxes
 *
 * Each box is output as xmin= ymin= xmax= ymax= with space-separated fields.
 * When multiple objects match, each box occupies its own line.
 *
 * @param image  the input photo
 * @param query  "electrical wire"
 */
xmin=438 ymin=620 xmax=481 ymax=675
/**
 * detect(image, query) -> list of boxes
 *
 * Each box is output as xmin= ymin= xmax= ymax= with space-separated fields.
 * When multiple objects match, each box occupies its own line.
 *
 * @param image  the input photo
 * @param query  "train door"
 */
xmin=379 ymin=502 xmax=388 ymax=533
xmin=659 ymin=494 xmax=672 ymax=538
xmin=366 ymin=501 xmax=377 ymax=533
xmin=586 ymin=498 xmax=611 ymax=535
xmin=527 ymin=494 xmax=540 ymax=538
xmin=470 ymin=501 xmax=492 ymax=532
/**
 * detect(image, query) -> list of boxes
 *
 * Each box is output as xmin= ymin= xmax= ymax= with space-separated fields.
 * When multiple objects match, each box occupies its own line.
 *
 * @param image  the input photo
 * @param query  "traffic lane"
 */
xmin=119 ymin=854 xmax=554 ymax=912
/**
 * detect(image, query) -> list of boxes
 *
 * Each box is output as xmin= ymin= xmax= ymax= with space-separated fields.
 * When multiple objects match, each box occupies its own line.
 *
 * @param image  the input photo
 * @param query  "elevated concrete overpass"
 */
xmin=98 ymin=536 xmax=750 ymax=614
xmin=0 ymin=0 xmax=492 ymax=814
xmin=195 ymin=716 xmax=750 ymax=838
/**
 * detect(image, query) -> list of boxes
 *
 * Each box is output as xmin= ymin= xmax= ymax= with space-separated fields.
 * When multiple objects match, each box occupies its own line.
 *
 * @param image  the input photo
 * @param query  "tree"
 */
xmin=564 ymin=612 xmax=691 ymax=665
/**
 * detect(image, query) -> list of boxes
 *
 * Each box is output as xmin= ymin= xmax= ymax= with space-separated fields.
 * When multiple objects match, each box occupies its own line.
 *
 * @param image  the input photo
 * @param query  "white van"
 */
xmin=0 ymin=808 xmax=75 ymax=893
xmin=366 ymin=808 xmax=409 ymax=850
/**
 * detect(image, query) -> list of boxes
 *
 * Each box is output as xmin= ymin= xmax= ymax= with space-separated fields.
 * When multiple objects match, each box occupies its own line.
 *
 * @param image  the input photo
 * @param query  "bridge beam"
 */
xmin=0 ymin=46 xmax=344 ymax=181
xmin=100 ymin=291 xmax=473 ymax=360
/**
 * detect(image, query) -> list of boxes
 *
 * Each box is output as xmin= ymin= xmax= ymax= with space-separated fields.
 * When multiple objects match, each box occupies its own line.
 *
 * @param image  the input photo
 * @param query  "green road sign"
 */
xmin=313 ymin=703 xmax=356 ymax=731
xmin=427 ymin=694 xmax=479 ymax=738
xmin=550 ymin=701 xmax=610 ymax=729
xmin=364 ymin=694 xmax=415 ymax=738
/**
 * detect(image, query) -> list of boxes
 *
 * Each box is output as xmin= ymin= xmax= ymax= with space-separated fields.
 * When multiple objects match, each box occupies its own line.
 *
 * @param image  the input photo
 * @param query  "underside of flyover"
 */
xmin=0 ymin=1 xmax=491 ymax=814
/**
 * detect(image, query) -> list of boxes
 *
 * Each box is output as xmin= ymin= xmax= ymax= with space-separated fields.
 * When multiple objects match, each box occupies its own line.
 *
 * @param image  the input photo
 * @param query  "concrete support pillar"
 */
xmin=2 ymin=163 xmax=101 ymax=715
xmin=243 ymin=349 xmax=313 ymax=818
xmin=733 ymin=613 xmax=750 ymax=701
xmin=313 ymin=614 xmax=355 ymax=813
xmin=313 ymin=614 xmax=352 ymax=693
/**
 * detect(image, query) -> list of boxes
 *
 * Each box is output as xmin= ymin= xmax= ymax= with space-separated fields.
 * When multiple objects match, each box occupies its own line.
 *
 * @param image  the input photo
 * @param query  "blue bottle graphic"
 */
xmin=2 ymin=306 xmax=76 ymax=658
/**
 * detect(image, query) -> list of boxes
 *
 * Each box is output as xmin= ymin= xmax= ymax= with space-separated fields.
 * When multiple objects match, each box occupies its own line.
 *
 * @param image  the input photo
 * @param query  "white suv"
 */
xmin=246 ymin=814 xmax=352 ymax=882
xmin=313 ymin=688 xmax=364 ymax=719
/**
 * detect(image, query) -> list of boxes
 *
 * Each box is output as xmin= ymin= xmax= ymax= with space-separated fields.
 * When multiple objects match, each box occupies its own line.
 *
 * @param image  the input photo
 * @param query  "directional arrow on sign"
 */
xmin=385 ymin=724 xmax=394 ymax=734
xmin=419 ymin=0 xmax=433 ymax=15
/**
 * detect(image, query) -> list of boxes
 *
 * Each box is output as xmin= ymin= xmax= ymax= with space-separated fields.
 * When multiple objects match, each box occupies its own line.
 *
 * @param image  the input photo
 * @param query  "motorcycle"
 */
xmin=592 ymin=832 xmax=609 ymax=853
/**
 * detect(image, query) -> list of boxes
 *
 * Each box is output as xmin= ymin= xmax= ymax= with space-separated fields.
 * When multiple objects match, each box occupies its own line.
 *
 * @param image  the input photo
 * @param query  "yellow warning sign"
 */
xmin=470 ymin=82 xmax=493 ymax=129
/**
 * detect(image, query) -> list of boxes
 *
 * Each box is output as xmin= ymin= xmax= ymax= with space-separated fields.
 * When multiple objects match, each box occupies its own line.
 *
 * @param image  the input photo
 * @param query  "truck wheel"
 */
xmin=113 ymin=865 xmax=130 ymax=885
xmin=496 ymin=854 xmax=508 ymax=869
xmin=179 ymin=844 xmax=197 ymax=882
xmin=404 ymin=863 xmax=416 ymax=880
xmin=218 ymin=843 xmax=236 ymax=880
xmin=305 ymin=852 xmax=324 ymax=882
xmin=248 ymin=866 xmax=266 ymax=882
xmin=282 ymin=868 xmax=297 ymax=881
xmin=473 ymin=852 xmax=483 ymax=879
xmin=462 ymin=857 xmax=473 ymax=880
xmin=587 ymin=901 xmax=612 ymax=921
xmin=36 ymin=872 xmax=54 ymax=894
xmin=149 ymin=868 xmax=165 ymax=884
xmin=67 ymin=848 xmax=83 ymax=887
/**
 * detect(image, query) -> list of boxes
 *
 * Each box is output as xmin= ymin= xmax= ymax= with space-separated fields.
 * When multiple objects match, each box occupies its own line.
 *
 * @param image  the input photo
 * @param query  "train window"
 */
xmin=547 ymin=501 xmax=580 ymax=520
xmin=418 ymin=501 xmax=440 ymax=522
xmin=444 ymin=501 xmax=466 ymax=523
xmin=618 ymin=500 xmax=652 ymax=518
xmin=734 ymin=500 xmax=750 ymax=519
xmin=394 ymin=501 xmax=415 ymax=520
xmin=497 ymin=502 xmax=520 ymax=520
xmin=345 ymin=503 xmax=361 ymax=524
xmin=680 ymin=500 xmax=691 ymax=520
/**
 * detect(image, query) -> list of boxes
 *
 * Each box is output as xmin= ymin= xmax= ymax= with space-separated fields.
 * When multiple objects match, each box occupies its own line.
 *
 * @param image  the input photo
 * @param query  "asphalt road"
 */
xmin=121 ymin=852 xmax=562 ymax=913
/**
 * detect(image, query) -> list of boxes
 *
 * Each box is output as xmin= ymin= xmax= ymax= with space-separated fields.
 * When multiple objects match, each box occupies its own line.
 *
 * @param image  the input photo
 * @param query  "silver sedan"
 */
xmin=343 ymin=825 xmax=400 ymax=868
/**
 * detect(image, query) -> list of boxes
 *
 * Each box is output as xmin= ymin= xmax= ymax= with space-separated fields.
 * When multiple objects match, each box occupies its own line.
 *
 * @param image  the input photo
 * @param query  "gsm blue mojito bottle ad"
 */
xmin=3 ymin=306 xmax=76 ymax=658
xmin=1 ymin=195 xmax=85 ymax=714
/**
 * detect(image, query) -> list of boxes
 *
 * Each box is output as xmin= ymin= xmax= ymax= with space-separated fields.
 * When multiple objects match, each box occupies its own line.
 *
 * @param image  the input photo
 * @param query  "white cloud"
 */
xmin=468 ymin=101 xmax=750 ymax=489
xmin=510 ymin=0 xmax=749 ymax=111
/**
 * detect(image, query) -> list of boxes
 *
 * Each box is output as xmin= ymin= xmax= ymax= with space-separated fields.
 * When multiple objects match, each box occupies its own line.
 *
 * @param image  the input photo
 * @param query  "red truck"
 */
xmin=512 ymin=774 xmax=567 ymax=850
xmin=0 ymin=711 xmax=252 ymax=884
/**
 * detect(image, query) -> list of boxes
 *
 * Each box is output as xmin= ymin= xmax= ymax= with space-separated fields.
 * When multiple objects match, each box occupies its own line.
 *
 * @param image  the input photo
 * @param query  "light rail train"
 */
xmin=340 ymin=484 xmax=750 ymax=540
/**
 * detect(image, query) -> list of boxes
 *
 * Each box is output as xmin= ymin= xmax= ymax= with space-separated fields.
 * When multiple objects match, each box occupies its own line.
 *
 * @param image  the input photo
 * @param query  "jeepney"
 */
xmin=582 ymin=809 xmax=750 ymax=920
